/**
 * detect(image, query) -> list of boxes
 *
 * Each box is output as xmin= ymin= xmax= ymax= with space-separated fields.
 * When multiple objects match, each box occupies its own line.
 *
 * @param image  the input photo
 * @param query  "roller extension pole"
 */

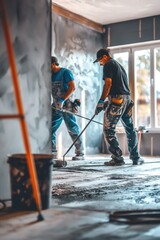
xmin=52 ymin=106 xmax=103 ymax=126
xmin=0 ymin=0 xmax=44 ymax=221
xmin=62 ymin=113 xmax=96 ymax=165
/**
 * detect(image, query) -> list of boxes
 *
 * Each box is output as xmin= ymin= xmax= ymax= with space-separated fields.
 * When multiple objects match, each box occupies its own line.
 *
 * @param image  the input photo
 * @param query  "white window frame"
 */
xmin=109 ymin=40 xmax=160 ymax=132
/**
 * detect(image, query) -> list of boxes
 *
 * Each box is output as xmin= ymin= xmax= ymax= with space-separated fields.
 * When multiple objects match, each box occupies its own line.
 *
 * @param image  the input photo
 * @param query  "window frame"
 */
xmin=110 ymin=41 xmax=160 ymax=131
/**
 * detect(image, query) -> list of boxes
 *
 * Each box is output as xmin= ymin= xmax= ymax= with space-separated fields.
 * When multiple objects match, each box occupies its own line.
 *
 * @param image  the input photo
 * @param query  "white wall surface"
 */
xmin=52 ymin=13 xmax=104 ymax=157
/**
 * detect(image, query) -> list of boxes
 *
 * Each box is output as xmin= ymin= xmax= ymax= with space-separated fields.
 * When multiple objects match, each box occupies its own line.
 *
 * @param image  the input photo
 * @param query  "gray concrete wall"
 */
xmin=52 ymin=13 xmax=104 ymax=157
xmin=0 ymin=0 xmax=51 ymax=199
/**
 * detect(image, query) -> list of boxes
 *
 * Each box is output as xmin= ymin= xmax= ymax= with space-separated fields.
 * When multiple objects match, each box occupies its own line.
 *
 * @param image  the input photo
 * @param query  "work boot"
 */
xmin=104 ymin=155 xmax=125 ymax=166
xmin=104 ymin=159 xmax=125 ymax=166
xmin=72 ymin=154 xmax=85 ymax=161
xmin=132 ymin=157 xmax=144 ymax=165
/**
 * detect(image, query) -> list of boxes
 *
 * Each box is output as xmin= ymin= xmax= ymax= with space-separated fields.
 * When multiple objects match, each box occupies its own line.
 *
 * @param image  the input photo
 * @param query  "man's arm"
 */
xmin=55 ymin=81 xmax=75 ymax=109
xmin=95 ymin=77 xmax=112 ymax=115
xmin=100 ymin=77 xmax=112 ymax=100
xmin=62 ymin=81 xmax=75 ymax=100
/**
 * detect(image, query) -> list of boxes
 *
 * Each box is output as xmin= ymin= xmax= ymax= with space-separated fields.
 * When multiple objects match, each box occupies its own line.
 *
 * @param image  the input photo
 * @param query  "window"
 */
xmin=111 ymin=43 xmax=160 ymax=130
xmin=134 ymin=49 xmax=151 ymax=127
xmin=155 ymin=48 xmax=160 ymax=127
xmin=113 ymin=52 xmax=129 ymax=77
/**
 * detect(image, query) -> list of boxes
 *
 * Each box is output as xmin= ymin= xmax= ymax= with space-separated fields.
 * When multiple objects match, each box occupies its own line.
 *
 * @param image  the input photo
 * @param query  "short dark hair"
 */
xmin=51 ymin=56 xmax=59 ymax=66
xmin=93 ymin=48 xmax=110 ymax=63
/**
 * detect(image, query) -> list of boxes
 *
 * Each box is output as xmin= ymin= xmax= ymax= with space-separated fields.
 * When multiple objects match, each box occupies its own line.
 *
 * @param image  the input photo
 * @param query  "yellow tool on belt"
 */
xmin=111 ymin=98 xmax=123 ymax=105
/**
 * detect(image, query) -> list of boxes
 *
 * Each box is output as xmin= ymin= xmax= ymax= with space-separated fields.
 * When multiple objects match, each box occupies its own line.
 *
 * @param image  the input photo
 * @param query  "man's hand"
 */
xmin=72 ymin=105 xmax=78 ymax=114
xmin=72 ymin=99 xmax=81 ymax=114
xmin=103 ymin=100 xmax=109 ymax=111
xmin=56 ymin=98 xmax=65 ymax=109
xmin=95 ymin=99 xmax=104 ymax=115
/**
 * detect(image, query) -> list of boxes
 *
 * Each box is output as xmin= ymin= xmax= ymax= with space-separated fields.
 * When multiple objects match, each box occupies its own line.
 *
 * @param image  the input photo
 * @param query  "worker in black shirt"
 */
xmin=93 ymin=48 xmax=144 ymax=166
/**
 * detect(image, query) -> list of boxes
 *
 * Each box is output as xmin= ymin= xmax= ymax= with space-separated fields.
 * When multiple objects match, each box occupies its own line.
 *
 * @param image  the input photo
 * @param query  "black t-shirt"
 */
xmin=103 ymin=58 xmax=130 ymax=96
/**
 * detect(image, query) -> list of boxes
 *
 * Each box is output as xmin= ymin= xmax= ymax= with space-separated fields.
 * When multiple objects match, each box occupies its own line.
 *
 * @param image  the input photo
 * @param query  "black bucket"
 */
xmin=7 ymin=154 xmax=53 ymax=210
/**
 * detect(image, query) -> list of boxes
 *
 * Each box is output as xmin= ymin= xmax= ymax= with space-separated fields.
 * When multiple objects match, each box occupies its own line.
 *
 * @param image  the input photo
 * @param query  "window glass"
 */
xmin=113 ymin=52 xmax=129 ymax=77
xmin=155 ymin=48 xmax=160 ymax=127
xmin=134 ymin=49 xmax=150 ymax=127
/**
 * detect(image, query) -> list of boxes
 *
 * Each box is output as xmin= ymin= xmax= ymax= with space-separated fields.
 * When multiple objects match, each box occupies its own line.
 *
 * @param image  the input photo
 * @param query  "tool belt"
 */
xmin=52 ymin=98 xmax=79 ymax=113
xmin=111 ymin=97 xmax=123 ymax=105
xmin=63 ymin=99 xmax=73 ymax=111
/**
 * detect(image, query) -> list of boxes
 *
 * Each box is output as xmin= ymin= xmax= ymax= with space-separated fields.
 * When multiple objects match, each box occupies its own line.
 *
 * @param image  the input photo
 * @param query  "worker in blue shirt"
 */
xmin=51 ymin=56 xmax=84 ymax=160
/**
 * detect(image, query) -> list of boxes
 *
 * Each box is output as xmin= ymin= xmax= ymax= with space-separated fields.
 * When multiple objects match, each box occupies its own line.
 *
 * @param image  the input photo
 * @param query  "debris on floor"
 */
xmin=52 ymin=155 xmax=160 ymax=211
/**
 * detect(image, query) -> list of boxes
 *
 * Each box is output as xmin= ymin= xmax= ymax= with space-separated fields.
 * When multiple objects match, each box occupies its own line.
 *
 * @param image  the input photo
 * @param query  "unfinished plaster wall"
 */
xmin=0 ymin=0 xmax=51 ymax=199
xmin=52 ymin=13 xmax=103 ymax=157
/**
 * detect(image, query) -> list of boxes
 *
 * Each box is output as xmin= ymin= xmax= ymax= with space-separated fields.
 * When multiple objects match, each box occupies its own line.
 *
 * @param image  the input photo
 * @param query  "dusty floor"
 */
xmin=52 ymin=155 xmax=160 ymax=212
xmin=1 ymin=206 xmax=160 ymax=240
xmin=1 ymin=154 xmax=160 ymax=240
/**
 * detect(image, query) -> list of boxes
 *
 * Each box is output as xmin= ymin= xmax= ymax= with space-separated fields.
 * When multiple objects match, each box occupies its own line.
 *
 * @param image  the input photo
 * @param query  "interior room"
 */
xmin=1 ymin=0 xmax=160 ymax=239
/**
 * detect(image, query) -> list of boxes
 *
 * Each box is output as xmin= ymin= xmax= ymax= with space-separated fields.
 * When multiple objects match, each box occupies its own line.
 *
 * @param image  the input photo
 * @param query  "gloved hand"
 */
xmin=103 ymin=100 xmax=109 ymax=111
xmin=72 ymin=99 xmax=81 ymax=114
xmin=95 ymin=99 xmax=104 ymax=115
xmin=72 ymin=104 xmax=78 ymax=114
xmin=56 ymin=98 xmax=65 ymax=109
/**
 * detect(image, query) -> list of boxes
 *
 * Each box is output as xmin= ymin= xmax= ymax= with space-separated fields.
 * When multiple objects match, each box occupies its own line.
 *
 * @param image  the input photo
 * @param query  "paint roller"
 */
xmin=53 ymin=113 xmax=96 ymax=168
xmin=52 ymin=100 xmax=108 ymax=168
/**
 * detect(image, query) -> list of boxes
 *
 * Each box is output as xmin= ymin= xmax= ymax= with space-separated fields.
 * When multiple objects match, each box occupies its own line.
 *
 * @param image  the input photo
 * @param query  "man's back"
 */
xmin=103 ymin=59 xmax=130 ymax=96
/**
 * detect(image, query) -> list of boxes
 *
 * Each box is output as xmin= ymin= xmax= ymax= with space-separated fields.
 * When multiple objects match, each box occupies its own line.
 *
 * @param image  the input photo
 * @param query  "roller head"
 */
xmin=53 ymin=160 xmax=67 ymax=167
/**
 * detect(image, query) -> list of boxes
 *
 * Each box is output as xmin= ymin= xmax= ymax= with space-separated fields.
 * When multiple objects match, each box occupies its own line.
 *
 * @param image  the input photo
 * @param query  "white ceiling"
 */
xmin=52 ymin=0 xmax=160 ymax=25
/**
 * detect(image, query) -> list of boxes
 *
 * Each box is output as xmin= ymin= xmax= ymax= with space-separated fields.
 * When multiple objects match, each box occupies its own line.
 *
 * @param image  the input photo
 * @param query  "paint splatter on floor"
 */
xmin=52 ymin=156 xmax=160 ymax=211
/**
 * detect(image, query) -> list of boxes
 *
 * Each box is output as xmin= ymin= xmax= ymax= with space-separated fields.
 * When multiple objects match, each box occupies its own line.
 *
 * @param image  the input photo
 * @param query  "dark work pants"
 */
xmin=104 ymin=95 xmax=140 ymax=161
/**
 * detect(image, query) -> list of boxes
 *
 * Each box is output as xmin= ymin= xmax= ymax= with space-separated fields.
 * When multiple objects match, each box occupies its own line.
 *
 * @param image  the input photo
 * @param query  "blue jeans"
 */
xmin=104 ymin=95 xmax=140 ymax=161
xmin=52 ymin=109 xmax=84 ymax=155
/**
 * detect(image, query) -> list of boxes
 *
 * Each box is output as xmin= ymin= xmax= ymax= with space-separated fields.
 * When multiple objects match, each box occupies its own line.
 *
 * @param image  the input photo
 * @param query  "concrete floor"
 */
xmin=1 ymin=155 xmax=160 ymax=239
xmin=52 ymin=155 xmax=160 ymax=211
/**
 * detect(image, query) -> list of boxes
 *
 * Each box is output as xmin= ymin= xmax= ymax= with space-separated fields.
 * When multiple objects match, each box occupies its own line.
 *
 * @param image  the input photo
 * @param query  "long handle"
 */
xmin=0 ymin=1 xmax=43 ymax=220
xmin=63 ymin=114 xmax=96 ymax=164
xmin=52 ymin=106 xmax=103 ymax=126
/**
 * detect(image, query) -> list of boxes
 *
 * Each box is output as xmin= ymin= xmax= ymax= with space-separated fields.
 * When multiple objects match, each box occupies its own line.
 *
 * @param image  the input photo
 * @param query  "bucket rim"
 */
xmin=7 ymin=153 xmax=54 ymax=164
xmin=8 ymin=153 xmax=54 ymax=158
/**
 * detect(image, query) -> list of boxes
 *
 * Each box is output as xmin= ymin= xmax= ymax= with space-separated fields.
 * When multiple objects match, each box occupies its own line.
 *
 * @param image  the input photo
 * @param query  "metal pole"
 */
xmin=63 ymin=114 xmax=96 ymax=165
xmin=52 ymin=106 xmax=103 ymax=126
